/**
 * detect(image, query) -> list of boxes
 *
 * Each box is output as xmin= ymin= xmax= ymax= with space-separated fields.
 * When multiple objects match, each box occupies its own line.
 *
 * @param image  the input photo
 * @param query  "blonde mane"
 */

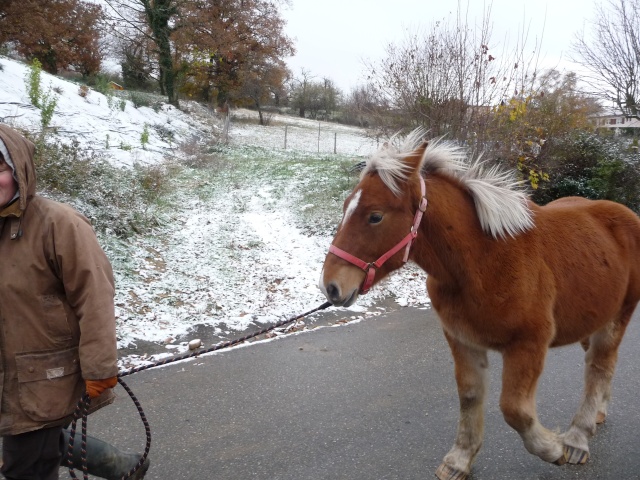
xmin=361 ymin=129 xmax=535 ymax=239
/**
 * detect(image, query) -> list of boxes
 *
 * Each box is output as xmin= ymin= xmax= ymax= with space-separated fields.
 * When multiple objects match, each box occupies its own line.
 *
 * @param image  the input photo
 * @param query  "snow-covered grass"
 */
xmin=229 ymin=108 xmax=381 ymax=155
xmin=0 ymin=58 xmax=212 ymax=167
xmin=0 ymin=57 xmax=431 ymax=369
xmin=108 ymin=145 xmax=430 ymax=350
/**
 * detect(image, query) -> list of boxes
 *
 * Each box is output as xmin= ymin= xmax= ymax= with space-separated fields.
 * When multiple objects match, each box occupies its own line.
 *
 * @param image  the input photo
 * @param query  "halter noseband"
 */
xmin=328 ymin=176 xmax=427 ymax=294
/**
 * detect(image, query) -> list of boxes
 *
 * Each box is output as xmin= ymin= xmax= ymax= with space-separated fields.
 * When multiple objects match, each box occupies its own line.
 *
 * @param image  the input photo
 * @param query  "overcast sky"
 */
xmin=282 ymin=0 xmax=600 ymax=93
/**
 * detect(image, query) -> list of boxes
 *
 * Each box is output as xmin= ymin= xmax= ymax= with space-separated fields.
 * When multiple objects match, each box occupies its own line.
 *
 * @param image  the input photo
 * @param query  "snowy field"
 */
xmin=0 ymin=57 xmax=431 ymax=369
xmin=229 ymin=108 xmax=381 ymax=156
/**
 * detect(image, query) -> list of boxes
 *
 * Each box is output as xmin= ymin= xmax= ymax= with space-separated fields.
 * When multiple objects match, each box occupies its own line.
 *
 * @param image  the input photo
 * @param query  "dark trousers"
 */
xmin=1 ymin=426 xmax=63 ymax=480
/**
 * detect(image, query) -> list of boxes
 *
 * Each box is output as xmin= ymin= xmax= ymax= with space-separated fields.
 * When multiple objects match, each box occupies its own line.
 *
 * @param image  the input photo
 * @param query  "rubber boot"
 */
xmin=60 ymin=429 xmax=150 ymax=480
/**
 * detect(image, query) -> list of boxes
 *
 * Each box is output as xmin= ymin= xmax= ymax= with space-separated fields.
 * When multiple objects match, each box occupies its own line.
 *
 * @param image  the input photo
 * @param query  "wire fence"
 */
xmin=227 ymin=117 xmax=380 ymax=157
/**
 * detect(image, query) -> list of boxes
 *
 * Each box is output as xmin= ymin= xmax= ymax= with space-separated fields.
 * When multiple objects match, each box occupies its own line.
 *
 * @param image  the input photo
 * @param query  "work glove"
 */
xmin=85 ymin=376 xmax=118 ymax=399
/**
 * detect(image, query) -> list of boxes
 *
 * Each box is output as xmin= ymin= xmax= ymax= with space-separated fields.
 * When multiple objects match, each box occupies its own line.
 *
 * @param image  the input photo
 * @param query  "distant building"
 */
xmin=109 ymin=81 xmax=124 ymax=91
xmin=591 ymin=113 xmax=640 ymax=135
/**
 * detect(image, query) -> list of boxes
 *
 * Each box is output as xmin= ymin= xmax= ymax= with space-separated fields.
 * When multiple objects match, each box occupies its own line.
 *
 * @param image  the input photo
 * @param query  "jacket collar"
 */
xmin=0 ymin=200 xmax=22 ymax=218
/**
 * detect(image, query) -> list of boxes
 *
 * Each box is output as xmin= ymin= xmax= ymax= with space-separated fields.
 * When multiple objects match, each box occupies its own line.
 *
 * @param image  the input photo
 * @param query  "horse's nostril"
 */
xmin=326 ymin=282 xmax=340 ymax=300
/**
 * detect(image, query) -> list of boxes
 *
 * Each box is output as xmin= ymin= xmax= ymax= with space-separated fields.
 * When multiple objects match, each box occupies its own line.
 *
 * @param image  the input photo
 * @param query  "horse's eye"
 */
xmin=369 ymin=213 xmax=383 ymax=224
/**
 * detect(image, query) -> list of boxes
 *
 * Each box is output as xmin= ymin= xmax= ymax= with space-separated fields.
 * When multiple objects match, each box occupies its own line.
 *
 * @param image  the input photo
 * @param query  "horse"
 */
xmin=318 ymin=129 xmax=640 ymax=480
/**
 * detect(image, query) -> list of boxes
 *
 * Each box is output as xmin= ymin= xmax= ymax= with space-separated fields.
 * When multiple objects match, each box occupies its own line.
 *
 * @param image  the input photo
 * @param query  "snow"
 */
xmin=0 ymin=57 xmax=431 ymax=369
xmin=229 ymin=108 xmax=382 ymax=155
xmin=0 ymin=57 xmax=214 ymax=167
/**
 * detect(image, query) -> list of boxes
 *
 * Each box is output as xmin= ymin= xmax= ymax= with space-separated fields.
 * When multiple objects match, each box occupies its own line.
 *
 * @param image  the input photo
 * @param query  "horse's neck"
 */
xmin=413 ymin=174 xmax=489 ymax=286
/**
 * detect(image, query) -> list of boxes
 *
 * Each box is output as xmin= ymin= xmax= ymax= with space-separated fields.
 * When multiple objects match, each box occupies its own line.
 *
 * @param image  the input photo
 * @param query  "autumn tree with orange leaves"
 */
xmin=101 ymin=0 xmax=293 ymax=108
xmin=174 ymin=0 xmax=294 ymax=108
xmin=0 ymin=0 xmax=104 ymax=76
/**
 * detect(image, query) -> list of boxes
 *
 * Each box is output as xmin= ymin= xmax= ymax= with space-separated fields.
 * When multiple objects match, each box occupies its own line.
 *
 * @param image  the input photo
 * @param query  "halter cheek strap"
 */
xmin=328 ymin=176 xmax=427 ymax=294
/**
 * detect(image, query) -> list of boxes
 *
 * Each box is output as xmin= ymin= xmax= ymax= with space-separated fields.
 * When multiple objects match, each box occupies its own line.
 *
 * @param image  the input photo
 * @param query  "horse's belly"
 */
xmin=549 ymin=272 xmax=629 ymax=346
xmin=550 ymin=303 xmax=622 ymax=347
xmin=435 ymin=308 xmax=516 ymax=350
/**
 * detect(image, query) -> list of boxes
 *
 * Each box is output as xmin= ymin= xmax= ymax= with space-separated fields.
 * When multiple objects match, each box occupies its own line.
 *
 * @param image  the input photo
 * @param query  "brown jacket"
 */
xmin=0 ymin=124 xmax=118 ymax=435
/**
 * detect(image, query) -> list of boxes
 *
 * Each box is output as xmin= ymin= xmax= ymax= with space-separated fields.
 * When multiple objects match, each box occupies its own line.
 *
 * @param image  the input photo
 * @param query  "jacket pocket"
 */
xmin=15 ymin=347 xmax=83 ymax=422
xmin=40 ymin=295 xmax=73 ymax=342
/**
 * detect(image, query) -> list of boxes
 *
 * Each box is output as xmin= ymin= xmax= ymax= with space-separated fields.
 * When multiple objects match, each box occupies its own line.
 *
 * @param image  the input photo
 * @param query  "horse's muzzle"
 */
xmin=321 ymin=280 xmax=359 ymax=307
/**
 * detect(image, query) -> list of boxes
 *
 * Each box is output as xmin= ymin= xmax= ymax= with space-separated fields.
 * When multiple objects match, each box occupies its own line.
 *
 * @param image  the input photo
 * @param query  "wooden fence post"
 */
xmin=222 ymin=114 xmax=230 ymax=145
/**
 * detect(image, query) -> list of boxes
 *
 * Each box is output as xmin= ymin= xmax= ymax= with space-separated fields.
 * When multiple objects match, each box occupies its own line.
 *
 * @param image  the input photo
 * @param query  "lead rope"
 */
xmin=66 ymin=393 xmax=90 ymax=479
xmin=67 ymin=301 xmax=332 ymax=479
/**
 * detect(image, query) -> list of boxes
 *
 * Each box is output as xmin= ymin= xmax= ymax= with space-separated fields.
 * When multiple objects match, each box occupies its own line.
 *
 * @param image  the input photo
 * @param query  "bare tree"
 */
xmin=341 ymin=85 xmax=378 ymax=128
xmin=363 ymin=0 xmax=542 ymax=143
xmin=572 ymin=0 xmax=640 ymax=118
xmin=238 ymin=61 xmax=289 ymax=125
xmin=118 ymin=33 xmax=155 ymax=90
xmin=318 ymin=78 xmax=341 ymax=120
xmin=289 ymin=68 xmax=315 ymax=118
xmin=101 ymin=0 xmax=181 ymax=105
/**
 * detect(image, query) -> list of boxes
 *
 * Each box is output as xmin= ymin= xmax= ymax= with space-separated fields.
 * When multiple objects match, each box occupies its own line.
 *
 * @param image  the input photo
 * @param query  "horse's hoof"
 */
xmin=553 ymin=455 xmax=567 ymax=466
xmin=563 ymin=445 xmax=590 ymax=464
xmin=435 ymin=463 xmax=468 ymax=480
xmin=596 ymin=411 xmax=606 ymax=424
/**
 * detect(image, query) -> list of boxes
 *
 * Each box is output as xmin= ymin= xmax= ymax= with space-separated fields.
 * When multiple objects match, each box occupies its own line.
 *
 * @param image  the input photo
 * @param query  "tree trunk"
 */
xmin=142 ymin=0 xmax=178 ymax=106
xmin=158 ymin=37 xmax=176 ymax=105
xmin=255 ymin=98 xmax=265 ymax=125
xmin=217 ymin=89 xmax=228 ymax=108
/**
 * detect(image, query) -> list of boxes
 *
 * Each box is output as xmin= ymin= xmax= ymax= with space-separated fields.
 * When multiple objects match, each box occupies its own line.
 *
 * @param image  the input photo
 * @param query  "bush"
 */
xmin=24 ymin=58 xmax=58 ymax=130
xmin=532 ymin=132 xmax=640 ymax=212
xmin=39 ymin=90 xmax=57 ymax=130
xmin=29 ymin=136 xmax=175 ymax=237
xmin=128 ymin=91 xmax=153 ymax=109
xmin=140 ymin=124 xmax=149 ymax=149
xmin=120 ymin=52 xmax=152 ymax=91
xmin=25 ymin=58 xmax=43 ymax=108
xmin=92 ymin=74 xmax=111 ymax=96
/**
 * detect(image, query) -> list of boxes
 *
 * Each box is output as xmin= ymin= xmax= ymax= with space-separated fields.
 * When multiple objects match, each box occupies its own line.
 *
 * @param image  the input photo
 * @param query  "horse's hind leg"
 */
xmin=500 ymin=341 xmax=565 ymax=464
xmin=562 ymin=306 xmax=634 ymax=464
xmin=436 ymin=333 xmax=488 ymax=480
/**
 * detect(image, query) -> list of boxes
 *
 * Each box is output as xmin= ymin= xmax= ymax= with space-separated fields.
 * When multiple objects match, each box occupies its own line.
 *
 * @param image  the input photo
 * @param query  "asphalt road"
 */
xmin=61 ymin=305 xmax=640 ymax=480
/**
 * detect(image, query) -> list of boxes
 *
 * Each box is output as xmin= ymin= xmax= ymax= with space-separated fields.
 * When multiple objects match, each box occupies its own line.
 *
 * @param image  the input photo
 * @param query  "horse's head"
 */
xmin=319 ymin=134 xmax=429 ymax=307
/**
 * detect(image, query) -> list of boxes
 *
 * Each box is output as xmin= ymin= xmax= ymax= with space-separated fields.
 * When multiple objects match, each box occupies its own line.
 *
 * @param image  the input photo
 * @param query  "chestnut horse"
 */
xmin=319 ymin=129 xmax=640 ymax=479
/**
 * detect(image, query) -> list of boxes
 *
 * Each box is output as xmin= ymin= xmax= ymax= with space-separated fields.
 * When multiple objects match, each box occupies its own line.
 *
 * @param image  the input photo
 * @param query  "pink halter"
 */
xmin=328 ymin=176 xmax=427 ymax=294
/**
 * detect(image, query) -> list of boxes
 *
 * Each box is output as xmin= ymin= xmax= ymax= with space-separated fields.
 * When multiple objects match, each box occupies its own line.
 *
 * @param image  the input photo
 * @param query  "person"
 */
xmin=0 ymin=124 xmax=150 ymax=479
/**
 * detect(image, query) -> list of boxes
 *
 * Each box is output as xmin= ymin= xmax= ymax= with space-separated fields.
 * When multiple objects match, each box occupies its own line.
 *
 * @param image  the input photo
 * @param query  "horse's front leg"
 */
xmin=500 ymin=341 xmax=565 ymax=464
xmin=436 ymin=332 xmax=488 ymax=480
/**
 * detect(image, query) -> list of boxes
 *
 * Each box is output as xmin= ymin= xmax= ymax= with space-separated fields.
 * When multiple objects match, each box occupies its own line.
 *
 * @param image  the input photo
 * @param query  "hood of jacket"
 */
xmin=0 ymin=124 xmax=37 ymax=212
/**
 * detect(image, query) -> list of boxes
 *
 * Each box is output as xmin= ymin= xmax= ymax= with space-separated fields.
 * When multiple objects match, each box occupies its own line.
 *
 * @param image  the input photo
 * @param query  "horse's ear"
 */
xmin=405 ymin=140 xmax=429 ymax=174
